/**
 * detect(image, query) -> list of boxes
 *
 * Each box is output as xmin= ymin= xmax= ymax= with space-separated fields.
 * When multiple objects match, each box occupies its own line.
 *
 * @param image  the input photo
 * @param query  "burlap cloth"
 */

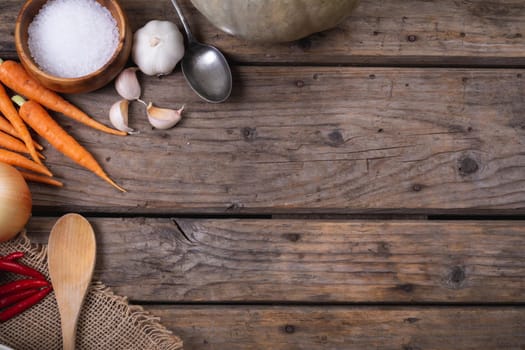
xmin=0 ymin=232 xmax=183 ymax=350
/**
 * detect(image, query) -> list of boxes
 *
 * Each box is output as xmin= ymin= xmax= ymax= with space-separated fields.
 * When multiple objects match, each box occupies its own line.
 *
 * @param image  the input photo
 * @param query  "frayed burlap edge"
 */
xmin=89 ymin=282 xmax=183 ymax=350
xmin=1 ymin=231 xmax=183 ymax=350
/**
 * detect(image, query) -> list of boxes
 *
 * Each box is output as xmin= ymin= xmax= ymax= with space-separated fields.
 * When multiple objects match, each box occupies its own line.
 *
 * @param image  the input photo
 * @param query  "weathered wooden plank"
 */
xmin=145 ymin=306 xmax=525 ymax=350
xmin=22 ymin=67 xmax=525 ymax=214
xmin=181 ymin=0 xmax=525 ymax=66
xmin=26 ymin=218 xmax=525 ymax=303
xmin=1 ymin=0 xmax=524 ymax=66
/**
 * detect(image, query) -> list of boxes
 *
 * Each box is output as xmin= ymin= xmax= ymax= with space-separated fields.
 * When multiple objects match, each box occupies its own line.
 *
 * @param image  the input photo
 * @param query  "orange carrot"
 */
xmin=0 ymin=131 xmax=44 ymax=159
xmin=0 ymin=148 xmax=52 ymax=177
xmin=0 ymin=83 xmax=43 ymax=166
xmin=0 ymin=114 xmax=18 ymax=138
xmin=19 ymin=171 xmax=63 ymax=187
xmin=0 ymin=59 xmax=126 ymax=136
xmin=32 ymin=139 xmax=44 ymax=151
xmin=0 ymin=114 xmax=44 ymax=151
xmin=13 ymin=96 xmax=125 ymax=192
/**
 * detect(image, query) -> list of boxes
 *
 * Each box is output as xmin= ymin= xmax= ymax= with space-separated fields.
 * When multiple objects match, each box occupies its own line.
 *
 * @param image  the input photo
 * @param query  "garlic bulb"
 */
xmin=132 ymin=20 xmax=185 ymax=76
xmin=109 ymin=99 xmax=135 ymax=134
xmin=147 ymin=103 xmax=184 ymax=130
xmin=115 ymin=67 xmax=141 ymax=100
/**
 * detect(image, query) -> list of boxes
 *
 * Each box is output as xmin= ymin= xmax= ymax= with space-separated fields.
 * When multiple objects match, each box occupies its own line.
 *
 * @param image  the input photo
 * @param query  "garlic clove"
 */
xmin=146 ymin=103 xmax=184 ymax=130
xmin=109 ymin=99 xmax=136 ymax=134
xmin=115 ymin=67 xmax=141 ymax=100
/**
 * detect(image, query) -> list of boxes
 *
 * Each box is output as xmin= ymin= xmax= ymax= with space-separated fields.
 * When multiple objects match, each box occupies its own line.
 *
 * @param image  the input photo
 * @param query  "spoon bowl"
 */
xmin=171 ymin=0 xmax=232 ymax=103
xmin=182 ymin=42 xmax=232 ymax=103
xmin=48 ymin=213 xmax=96 ymax=350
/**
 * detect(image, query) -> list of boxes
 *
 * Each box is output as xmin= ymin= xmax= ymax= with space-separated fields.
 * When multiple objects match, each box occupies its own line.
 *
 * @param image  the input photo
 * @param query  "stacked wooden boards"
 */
xmin=2 ymin=0 xmax=525 ymax=348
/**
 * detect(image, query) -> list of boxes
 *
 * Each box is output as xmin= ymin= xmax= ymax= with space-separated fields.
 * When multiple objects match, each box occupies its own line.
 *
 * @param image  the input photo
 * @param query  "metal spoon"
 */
xmin=170 ymin=0 xmax=232 ymax=103
xmin=48 ymin=214 xmax=96 ymax=350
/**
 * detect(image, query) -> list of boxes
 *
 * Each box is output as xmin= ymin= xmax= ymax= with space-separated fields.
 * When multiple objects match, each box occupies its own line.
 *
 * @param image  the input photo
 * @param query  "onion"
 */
xmin=0 ymin=163 xmax=32 ymax=242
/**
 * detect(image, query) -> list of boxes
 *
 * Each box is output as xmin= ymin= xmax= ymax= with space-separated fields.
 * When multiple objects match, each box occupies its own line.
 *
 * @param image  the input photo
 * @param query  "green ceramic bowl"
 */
xmin=189 ymin=0 xmax=360 ymax=43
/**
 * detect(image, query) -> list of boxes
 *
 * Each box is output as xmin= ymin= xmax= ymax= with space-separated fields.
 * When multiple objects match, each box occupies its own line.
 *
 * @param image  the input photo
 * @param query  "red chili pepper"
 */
xmin=0 ymin=279 xmax=49 ymax=297
xmin=0 ymin=288 xmax=40 ymax=309
xmin=0 ymin=260 xmax=46 ymax=280
xmin=0 ymin=286 xmax=52 ymax=322
xmin=0 ymin=252 xmax=25 ymax=261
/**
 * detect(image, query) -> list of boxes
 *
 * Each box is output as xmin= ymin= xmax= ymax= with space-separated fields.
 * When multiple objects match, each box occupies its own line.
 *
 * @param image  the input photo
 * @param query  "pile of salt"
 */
xmin=28 ymin=0 xmax=119 ymax=78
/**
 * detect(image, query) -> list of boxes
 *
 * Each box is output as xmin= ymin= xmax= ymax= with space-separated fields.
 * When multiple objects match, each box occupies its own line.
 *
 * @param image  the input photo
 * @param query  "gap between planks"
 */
xmin=30 ymin=210 xmax=525 ymax=221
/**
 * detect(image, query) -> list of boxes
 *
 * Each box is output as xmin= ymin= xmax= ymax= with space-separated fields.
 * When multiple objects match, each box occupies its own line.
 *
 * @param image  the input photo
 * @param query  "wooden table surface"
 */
xmin=2 ymin=0 xmax=525 ymax=348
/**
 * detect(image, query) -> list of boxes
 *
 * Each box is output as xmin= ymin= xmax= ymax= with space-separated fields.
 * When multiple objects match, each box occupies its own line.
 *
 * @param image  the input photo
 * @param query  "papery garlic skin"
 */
xmin=132 ymin=20 xmax=185 ymax=76
xmin=147 ymin=103 xmax=184 ymax=130
xmin=109 ymin=99 xmax=135 ymax=134
xmin=115 ymin=67 xmax=141 ymax=100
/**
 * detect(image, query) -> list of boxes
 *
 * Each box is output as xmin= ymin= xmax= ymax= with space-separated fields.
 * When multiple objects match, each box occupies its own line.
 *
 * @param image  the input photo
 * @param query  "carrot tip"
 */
xmin=112 ymin=181 xmax=127 ymax=193
xmin=109 ymin=128 xmax=128 ymax=136
xmin=104 ymin=174 xmax=126 ymax=192
xmin=41 ymin=166 xmax=53 ymax=177
xmin=20 ymin=171 xmax=63 ymax=187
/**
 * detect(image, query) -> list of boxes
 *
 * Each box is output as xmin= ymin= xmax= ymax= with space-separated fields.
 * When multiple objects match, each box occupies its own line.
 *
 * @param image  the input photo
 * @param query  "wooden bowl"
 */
xmin=14 ymin=0 xmax=132 ymax=94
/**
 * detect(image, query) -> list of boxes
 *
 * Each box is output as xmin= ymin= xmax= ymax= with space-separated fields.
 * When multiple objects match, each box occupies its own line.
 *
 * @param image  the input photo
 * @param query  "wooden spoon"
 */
xmin=48 ymin=213 xmax=96 ymax=350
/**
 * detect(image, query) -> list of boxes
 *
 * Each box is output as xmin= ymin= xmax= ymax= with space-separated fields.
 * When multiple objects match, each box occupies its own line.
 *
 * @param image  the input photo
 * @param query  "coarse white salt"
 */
xmin=28 ymin=0 xmax=119 ymax=78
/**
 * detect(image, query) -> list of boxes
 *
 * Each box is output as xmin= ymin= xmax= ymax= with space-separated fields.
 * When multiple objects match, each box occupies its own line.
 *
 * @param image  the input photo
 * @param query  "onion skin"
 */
xmin=0 ymin=163 xmax=32 ymax=242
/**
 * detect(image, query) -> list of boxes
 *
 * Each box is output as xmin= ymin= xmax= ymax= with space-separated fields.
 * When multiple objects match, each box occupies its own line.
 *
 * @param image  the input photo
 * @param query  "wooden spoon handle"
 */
xmin=57 ymin=293 xmax=84 ymax=350
xmin=61 ymin=318 xmax=77 ymax=350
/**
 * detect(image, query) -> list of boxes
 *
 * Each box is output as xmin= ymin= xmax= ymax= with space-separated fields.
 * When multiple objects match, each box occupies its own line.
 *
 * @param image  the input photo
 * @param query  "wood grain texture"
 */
xmin=145 ymin=306 xmax=525 ymax=350
xmin=2 ymin=0 xmax=525 ymax=65
xmin=3 ymin=0 xmax=524 ymax=346
xmin=23 ymin=67 xmax=525 ymax=214
xmin=26 ymin=218 xmax=525 ymax=303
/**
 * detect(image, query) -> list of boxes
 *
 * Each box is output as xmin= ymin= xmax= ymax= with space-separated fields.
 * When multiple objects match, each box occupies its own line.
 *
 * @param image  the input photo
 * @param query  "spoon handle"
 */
xmin=170 ymin=0 xmax=195 ymax=42
xmin=61 ymin=318 xmax=77 ymax=350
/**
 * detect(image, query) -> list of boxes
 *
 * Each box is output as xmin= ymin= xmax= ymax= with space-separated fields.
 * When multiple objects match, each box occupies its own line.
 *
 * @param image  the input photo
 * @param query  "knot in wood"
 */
xmin=327 ymin=130 xmax=344 ymax=147
xmin=412 ymin=184 xmax=423 ymax=192
xmin=295 ymin=80 xmax=305 ymax=88
xmin=396 ymin=283 xmax=414 ymax=293
xmin=375 ymin=241 xmax=391 ymax=257
xmin=242 ymin=127 xmax=257 ymax=142
xmin=458 ymin=157 xmax=479 ymax=176
xmin=283 ymin=233 xmax=301 ymax=242
xmin=284 ymin=325 xmax=295 ymax=334
xmin=404 ymin=317 xmax=420 ymax=324
xmin=448 ymin=266 xmax=466 ymax=287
